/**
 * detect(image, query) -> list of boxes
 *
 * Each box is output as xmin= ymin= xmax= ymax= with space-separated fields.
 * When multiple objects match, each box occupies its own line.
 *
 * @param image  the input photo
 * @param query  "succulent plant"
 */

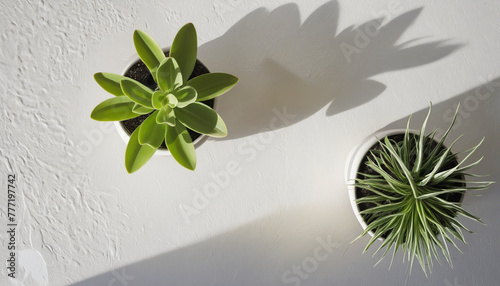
xmin=353 ymin=104 xmax=493 ymax=275
xmin=91 ymin=23 xmax=238 ymax=173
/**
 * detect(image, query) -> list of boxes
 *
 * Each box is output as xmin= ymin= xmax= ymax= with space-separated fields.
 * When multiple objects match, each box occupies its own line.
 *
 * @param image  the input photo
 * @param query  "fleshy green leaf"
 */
xmin=121 ymin=78 xmax=154 ymax=108
xmin=90 ymin=96 xmax=139 ymax=121
xmin=156 ymin=106 xmax=176 ymax=126
xmin=170 ymin=23 xmax=197 ymax=81
xmin=125 ymin=126 xmax=157 ymax=174
xmin=157 ymin=57 xmax=183 ymax=93
xmin=132 ymin=103 xmax=154 ymax=114
xmin=188 ymin=73 xmax=238 ymax=101
xmin=175 ymin=102 xmax=227 ymax=137
xmin=138 ymin=111 xmax=166 ymax=148
xmin=152 ymin=90 xmax=166 ymax=109
xmin=133 ymin=30 xmax=166 ymax=81
xmin=94 ymin=72 xmax=128 ymax=96
xmin=166 ymin=94 xmax=178 ymax=108
xmin=174 ymin=86 xmax=197 ymax=108
xmin=165 ymin=119 xmax=196 ymax=170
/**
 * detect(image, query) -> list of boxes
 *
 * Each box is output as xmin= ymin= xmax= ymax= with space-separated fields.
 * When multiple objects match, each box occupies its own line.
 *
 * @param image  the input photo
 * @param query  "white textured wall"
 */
xmin=1 ymin=0 xmax=499 ymax=285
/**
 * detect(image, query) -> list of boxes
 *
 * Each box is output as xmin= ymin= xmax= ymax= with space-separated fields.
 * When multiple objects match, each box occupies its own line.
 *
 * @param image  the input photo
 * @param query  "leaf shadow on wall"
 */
xmin=199 ymin=1 xmax=462 ymax=140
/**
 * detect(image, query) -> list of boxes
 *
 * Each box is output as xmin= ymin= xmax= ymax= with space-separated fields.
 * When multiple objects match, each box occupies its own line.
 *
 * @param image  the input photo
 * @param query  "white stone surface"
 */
xmin=0 ymin=0 xmax=499 ymax=285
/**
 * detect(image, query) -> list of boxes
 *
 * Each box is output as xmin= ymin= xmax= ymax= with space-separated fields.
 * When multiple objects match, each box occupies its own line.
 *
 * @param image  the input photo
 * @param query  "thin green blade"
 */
xmin=413 ymin=104 xmax=432 ymax=174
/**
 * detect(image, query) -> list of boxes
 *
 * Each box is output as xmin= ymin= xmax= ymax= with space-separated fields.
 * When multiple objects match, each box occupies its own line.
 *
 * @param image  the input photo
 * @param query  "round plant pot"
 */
xmin=345 ymin=129 xmax=464 ymax=241
xmin=114 ymin=49 xmax=215 ymax=156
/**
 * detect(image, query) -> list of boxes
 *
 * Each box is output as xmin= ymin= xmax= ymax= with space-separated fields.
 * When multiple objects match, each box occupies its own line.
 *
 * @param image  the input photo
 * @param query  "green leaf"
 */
xmin=166 ymin=93 xmax=178 ymax=108
xmin=165 ymin=119 xmax=196 ymax=170
xmin=419 ymin=135 xmax=462 ymax=186
xmin=156 ymin=106 xmax=176 ymax=126
xmin=416 ymin=188 xmax=467 ymax=200
xmin=421 ymin=105 xmax=458 ymax=171
xmin=188 ymin=73 xmax=238 ymax=101
xmin=175 ymin=102 xmax=227 ymax=137
xmin=152 ymin=90 xmax=166 ymax=109
xmin=383 ymin=137 xmax=419 ymax=198
xmin=133 ymin=30 xmax=166 ymax=81
xmin=90 ymin=96 xmax=139 ymax=121
xmin=402 ymin=114 xmax=412 ymax=165
xmin=174 ymin=86 xmax=197 ymax=108
xmin=170 ymin=23 xmax=197 ymax=81
xmin=413 ymin=104 xmax=432 ymax=174
xmin=432 ymin=138 xmax=485 ymax=185
xmin=121 ymin=78 xmax=154 ymax=108
xmin=157 ymin=57 xmax=183 ymax=93
xmin=94 ymin=72 xmax=128 ymax=96
xmin=125 ymin=126 xmax=157 ymax=173
xmin=138 ymin=111 xmax=166 ymax=148
xmin=132 ymin=103 xmax=154 ymax=114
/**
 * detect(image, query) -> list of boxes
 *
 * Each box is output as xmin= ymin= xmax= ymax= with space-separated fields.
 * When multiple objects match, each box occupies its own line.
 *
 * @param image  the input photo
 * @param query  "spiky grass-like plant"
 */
xmin=354 ymin=104 xmax=493 ymax=275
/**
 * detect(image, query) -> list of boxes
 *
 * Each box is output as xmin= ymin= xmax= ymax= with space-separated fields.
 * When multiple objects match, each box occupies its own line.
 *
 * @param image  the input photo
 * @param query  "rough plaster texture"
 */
xmin=0 ymin=0 xmax=499 ymax=285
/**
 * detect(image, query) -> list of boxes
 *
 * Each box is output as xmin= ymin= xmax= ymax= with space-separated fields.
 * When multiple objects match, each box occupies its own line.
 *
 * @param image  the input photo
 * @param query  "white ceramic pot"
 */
xmin=114 ymin=51 xmax=214 ymax=155
xmin=346 ymin=128 xmax=466 ymax=241
xmin=345 ymin=129 xmax=409 ymax=240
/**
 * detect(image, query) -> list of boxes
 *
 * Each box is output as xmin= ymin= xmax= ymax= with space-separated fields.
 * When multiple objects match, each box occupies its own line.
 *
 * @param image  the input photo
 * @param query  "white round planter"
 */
xmin=346 ymin=128 xmax=467 ymax=242
xmin=114 ymin=50 xmax=214 ymax=156
xmin=345 ymin=129 xmax=410 ymax=240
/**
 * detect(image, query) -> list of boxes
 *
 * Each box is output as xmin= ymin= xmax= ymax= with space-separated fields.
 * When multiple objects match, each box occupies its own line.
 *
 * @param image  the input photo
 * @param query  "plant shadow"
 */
xmin=71 ymin=204 xmax=354 ymax=286
xmin=72 ymin=80 xmax=499 ymax=285
xmin=380 ymin=77 xmax=500 ymax=178
xmin=199 ymin=1 xmax=462 ymax=140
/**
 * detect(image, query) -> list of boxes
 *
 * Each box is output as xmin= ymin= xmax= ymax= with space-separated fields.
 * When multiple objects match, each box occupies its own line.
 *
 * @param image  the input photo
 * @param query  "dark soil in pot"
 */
xmin=120 ymin=51 xmax=215 ymax=150
xmin=355 ymin=133 xmax=464 ymax=239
